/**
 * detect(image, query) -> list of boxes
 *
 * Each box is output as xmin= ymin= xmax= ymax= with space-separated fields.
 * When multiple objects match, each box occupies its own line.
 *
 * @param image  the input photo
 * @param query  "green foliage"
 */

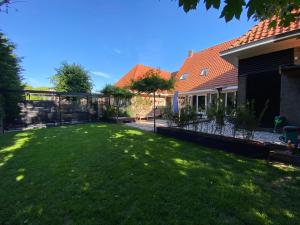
xmin=207 ymin=98 xmax=226 ymax=134
xmin=233 ymin=100 xmax=269 ymax=139
xmin=23 ymin=84 xmax=53 ymax=100
xmin=164 ymin=105 xmax=198 ymax=129
xmin=131 ymin=69 xmax=174 ymax=94
xmin=178 ymin=0 xmax=300 ymax=27
xmin=102 ymin=105 xmax=117 ymax=119
xmin=23 ymin=84 xmax=52 ymax=91
xmin=0 ymin=32 xmax=24 ymax=127
xmin=51 ymin=62 xmax=92 ymax=93
xmin=102 ymin=84 xmax=133 ymax=99
xmin=131 ymin=69 xmax=174 ymax=131
xmin=101 ymin=85 xmax=134 ymax=119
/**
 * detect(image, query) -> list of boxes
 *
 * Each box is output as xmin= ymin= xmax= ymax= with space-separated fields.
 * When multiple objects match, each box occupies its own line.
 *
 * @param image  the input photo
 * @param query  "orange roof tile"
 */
xmin=232 ymin=16 xmax=300 ymax=48
xmin=115 ymin=64 xmax=172 ymax=88
xmin=174 ymin=40 xmax=238 ymax=93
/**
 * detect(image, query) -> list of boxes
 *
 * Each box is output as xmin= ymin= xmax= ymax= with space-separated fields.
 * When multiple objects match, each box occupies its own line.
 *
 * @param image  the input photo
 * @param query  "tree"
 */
xmin=101 ymin=85 xmax=133 ymax=119
xmin=51 ymin=62 xmax=93 ymax=93
xmin=131 ymin=69 xmax=174 ymax=132
xmin=0 ymin=32 xmax=23 ymax=128
xmin=178 ymin=0 xmax=299 ymax=27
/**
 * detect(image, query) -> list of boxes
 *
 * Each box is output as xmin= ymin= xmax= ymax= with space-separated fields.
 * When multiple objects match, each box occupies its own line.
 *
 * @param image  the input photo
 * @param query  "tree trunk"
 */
xmin=153 ymin=92 xmax=156 ymax=132
xmin=116 ymin=97 xmax=120 ymax=120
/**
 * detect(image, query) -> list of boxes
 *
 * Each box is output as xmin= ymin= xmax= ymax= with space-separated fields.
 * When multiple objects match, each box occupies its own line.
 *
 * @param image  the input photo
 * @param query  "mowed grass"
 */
xmin=0 ymin=123 xmax=300 ymax=225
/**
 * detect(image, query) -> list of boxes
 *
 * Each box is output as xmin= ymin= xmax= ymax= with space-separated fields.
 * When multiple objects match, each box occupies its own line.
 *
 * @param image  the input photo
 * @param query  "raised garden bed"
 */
xmin=157 ymin=126 xmax=273 ymax=159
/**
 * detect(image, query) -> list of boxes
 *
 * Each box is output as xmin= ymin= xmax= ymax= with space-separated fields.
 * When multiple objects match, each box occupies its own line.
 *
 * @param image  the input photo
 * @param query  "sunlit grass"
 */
xmin=0 ymin=123 xmax=299 ymax=225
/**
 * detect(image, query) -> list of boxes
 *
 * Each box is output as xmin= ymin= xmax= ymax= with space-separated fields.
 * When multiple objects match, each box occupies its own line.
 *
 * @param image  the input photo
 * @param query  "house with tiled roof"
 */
xmin=115 ymin=64 xmax=172 ymax=88
xmin=174 ymin=39 xmax=238 ymax=115
xmin=115 ymin=64 xmax=173 ymax=119
xmin=221 ymin=17 xmax=300 ymax=127
xmin=115 ymin=17 xmax=300 ymax=126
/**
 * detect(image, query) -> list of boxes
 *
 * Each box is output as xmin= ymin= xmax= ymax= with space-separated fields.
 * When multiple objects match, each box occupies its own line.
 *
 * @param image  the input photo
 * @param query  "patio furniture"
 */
xmin=274 ymin=115 xmax=286 ymax=133
xmin=282 ymin=126 xmax=300 ymax=144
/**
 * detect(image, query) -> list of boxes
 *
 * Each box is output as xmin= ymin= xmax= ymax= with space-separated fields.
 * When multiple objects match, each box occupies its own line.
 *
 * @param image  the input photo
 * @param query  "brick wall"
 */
xmin=280 ymin=74 xmax=300 ymax=126
xmin=129 ymin=95 xmax=167 ymax=118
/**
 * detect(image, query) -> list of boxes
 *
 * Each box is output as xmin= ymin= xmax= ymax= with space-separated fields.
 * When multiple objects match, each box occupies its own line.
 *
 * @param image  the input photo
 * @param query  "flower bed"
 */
xmin=157 ymin=126 xmax=273 ymax=159
xmin=185 ymin=120 xmax=283 ymax=145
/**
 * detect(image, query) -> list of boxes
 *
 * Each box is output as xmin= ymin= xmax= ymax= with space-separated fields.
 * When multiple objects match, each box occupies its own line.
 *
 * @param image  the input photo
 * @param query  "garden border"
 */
xmin=157 ymin=126 xmax=274 ymax=159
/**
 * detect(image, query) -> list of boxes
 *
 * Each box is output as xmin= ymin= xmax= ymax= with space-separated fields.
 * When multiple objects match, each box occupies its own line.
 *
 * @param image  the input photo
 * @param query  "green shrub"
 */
xmin=163 ymin=105 xmax=197 ymax=129
xmin=207 ymin=98 xmax=226 ymax=134
xmin=233 ymin=100 xmax=269 ymax=139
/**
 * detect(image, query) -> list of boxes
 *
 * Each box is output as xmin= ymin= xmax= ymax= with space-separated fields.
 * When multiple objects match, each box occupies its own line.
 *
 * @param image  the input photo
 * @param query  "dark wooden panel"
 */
xmin=246 ymin=71 xmax=281 ymax=128
xmin=239 ymin=49 xmax=294 ymax=75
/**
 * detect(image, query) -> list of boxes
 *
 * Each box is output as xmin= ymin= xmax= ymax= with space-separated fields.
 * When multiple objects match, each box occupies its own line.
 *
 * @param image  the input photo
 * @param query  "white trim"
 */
xmin=178 ymin=85 xmax=238 ymax=95
xmin=220 ymin=30 xmax=300 ymax=57
xmin=222 ymin=85 xmax=238 ymax=91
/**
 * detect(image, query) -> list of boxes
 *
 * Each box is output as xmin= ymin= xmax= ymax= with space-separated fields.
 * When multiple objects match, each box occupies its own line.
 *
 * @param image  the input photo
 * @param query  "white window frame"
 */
xmin=200 ymin=68 xmax=209 ymax=76
xmin=180 ymin=73 xmax=188 ymax=80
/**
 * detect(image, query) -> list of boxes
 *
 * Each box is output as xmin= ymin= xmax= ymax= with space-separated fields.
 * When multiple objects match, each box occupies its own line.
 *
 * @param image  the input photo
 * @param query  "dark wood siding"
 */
xmin=238 ymin=49 xmax=294 ymax=75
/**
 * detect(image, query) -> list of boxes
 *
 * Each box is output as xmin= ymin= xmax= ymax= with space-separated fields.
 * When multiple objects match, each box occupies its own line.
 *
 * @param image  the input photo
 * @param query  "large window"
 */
xmin=197 ymin=96 xmax=206 ymax=112
xmin=226 ymin=92 xmax=236 ymax=113
xmin=208 ymin=92 xmax=236 ymax=109
xmin=192 ymin=95 xmax=197 ymax=109
xmin=210 ymin=93 xmax=218 ymax=106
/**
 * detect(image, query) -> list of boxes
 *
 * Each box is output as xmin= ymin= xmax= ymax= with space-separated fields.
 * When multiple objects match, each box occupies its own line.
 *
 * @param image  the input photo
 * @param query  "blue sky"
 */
xmin=0 ymin=0 xmax=256 ymax=91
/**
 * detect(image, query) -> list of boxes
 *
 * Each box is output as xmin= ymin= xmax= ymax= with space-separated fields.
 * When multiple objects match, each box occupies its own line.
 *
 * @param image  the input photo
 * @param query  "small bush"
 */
xmin=163 ymin=105 xmax=197 ymax=129
xmin=207 ymin=98 xmax=226 ymax=134
xmin=233 ymin=100 xmax=269 ymax=139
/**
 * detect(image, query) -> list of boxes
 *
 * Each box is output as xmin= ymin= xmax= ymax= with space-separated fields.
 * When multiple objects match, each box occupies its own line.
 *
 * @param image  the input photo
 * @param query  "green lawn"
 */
xmin=0 ymin=123 xmax=300 ymax=225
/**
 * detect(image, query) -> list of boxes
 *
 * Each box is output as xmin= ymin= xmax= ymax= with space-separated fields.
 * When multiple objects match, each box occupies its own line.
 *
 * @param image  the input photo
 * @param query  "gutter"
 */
xmin=220 ymin=29 xmax=300 ymax=57
xmin=178 ymin=85 xmax=238 ymax=95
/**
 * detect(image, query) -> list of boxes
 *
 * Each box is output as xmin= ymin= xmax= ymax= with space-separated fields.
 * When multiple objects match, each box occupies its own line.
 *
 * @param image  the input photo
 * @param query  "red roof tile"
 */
xmin=174 ymin=40 xmax=238 ymax=92
xmin=115 ymin=64 xmax=172 ymax=88
xmin=232 ymin=16 xmax=300 ymax=48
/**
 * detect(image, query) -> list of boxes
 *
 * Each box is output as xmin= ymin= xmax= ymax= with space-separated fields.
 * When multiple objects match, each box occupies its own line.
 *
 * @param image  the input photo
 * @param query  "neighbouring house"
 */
xmin=221 ymin=17 xmax=300 ymax=127
xmin=173 ymin=40 xmax=238 ymax=116
xmin=115 ymin=64 xmax=173 ymax=119
xmin=115 ymin=17 xmax=300 ymax=127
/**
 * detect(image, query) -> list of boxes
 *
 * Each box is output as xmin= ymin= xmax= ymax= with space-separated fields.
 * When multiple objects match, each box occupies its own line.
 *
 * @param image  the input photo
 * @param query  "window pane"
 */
xmin=210 ymin=93 xmax=218 ymax=106
xmin=227 ymin=92 xmax=236 ymax=112
xmin=198 ymin=96 xmax=205 ymax=112
xmin=192 ymin=95 xmax=197 ymax=108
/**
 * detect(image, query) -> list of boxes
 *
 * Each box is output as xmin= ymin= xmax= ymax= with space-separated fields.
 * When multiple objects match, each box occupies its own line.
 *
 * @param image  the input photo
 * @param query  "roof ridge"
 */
xmin=192 ymin=38 xmax=239 ymax=56
xmin=134 ymin=63 xmax=171 ymax=75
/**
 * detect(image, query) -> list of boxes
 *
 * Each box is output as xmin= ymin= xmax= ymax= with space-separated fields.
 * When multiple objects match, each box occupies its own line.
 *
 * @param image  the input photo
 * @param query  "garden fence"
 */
xmin=0 ymin=89 xmax=106 ymax=132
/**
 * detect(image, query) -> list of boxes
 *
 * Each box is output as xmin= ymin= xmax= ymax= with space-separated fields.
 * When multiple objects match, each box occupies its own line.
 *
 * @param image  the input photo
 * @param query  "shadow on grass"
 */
xmin=0 ymin=123 xmax=299 ymax=225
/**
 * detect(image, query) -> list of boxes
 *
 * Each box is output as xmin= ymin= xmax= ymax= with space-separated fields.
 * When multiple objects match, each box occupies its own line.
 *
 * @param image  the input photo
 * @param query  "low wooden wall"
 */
xmin=157 ymin=127 xmax=271 ymax=159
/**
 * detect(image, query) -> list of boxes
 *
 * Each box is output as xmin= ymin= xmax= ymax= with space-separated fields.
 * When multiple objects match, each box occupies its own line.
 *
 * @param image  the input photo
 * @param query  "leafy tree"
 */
xmin=101 ymin=85 xmax=133 ymax=119
xmin=177 ymin=0 xmax=300 ymax=27
xmin=131 ymin=69 xmax=174 ymax=132
xmin=0 ymin=32 xmax=23 ymax=128
xmin=51 ymin=62 xmax=92 ymax=93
